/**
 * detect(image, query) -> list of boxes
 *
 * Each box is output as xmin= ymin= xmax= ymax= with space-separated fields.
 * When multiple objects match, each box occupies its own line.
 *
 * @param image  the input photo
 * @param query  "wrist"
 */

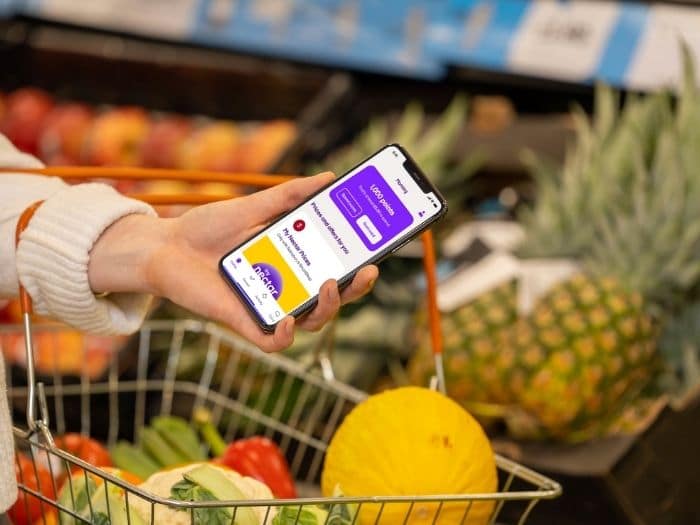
xmin=88 ymin=213 xmax=173 ymax=296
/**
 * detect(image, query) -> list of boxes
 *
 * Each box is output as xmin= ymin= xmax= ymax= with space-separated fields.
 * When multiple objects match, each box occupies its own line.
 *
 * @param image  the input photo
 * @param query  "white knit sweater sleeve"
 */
xmin=0 ymin=135 xmax=156 ymax=331
xmin=0 ymin=134 xmax=156 ymax=512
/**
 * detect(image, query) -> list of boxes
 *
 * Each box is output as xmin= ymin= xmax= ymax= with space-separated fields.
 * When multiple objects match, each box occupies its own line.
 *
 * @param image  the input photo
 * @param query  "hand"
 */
xmin=88 ymin=172 xmax=378 ymax=352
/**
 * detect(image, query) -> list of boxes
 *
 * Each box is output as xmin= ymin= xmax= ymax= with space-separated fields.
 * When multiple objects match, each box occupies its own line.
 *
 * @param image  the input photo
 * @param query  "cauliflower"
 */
xmin=130 ymin=463 xmax=276 ymax=525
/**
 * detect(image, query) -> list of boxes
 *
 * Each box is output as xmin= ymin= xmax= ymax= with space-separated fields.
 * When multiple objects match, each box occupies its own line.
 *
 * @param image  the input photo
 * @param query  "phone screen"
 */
xmin=219 ymin=144 xmax=445 ymax=329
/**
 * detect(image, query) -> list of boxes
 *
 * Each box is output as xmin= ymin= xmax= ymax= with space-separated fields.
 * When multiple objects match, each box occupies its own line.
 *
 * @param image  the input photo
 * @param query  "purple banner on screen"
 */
xmin=330 ymin=165 xmax=413 ymax=251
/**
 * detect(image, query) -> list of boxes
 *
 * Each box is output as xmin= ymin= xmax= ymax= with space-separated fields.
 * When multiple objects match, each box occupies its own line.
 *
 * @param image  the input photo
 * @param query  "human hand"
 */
xmin=88 ymin=172 xmax=378 ymax=352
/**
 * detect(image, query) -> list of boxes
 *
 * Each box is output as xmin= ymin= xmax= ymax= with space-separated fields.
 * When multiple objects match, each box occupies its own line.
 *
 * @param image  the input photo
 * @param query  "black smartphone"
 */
xmin=218 ymin=143 xmax=448 ymax=332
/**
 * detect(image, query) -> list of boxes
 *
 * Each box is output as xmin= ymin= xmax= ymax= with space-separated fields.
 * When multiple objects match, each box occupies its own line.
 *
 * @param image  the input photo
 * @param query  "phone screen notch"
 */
xmin=403 ymin=159 xmax=432 ymax=193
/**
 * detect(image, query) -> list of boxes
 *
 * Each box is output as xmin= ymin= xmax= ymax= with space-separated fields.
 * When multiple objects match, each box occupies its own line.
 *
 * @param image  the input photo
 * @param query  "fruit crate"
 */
xmin=489 ymin=398 xmax=700 ymax=525
xmin=6 ymin=319 xmax=562 ymax=525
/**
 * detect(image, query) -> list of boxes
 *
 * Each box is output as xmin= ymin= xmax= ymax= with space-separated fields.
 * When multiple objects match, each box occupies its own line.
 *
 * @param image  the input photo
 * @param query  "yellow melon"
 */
xmin=321 ymin=387 xmax=497 ymax=524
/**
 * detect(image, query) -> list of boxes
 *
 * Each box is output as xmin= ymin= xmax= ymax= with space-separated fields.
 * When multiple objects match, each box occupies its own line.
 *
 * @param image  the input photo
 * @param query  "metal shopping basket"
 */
xmin=4 ymin=166 xmax=561 ymax=525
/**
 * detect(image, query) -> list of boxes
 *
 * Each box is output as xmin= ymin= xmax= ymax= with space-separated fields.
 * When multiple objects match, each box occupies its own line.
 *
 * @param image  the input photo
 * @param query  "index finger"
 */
xmin=238 ymin=172 xmax=335 ymax=225
xmin=231 ymin=314 xmax=296 ymax=353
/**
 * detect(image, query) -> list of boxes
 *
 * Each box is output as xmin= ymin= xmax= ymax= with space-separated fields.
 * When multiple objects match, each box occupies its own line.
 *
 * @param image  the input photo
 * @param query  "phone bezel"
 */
xmin=218 ymin=143 xmax=448 ymax=333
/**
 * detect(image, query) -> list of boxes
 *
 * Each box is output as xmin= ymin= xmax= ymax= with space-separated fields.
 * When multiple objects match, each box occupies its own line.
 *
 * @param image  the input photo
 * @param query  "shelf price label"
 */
xmin=28 ymin=0 xmax=198 ymax=38
xmin=507 ymin=0 xmax=620 ymax=82
xmin=625 ymin=5 xmax=700 ymax=91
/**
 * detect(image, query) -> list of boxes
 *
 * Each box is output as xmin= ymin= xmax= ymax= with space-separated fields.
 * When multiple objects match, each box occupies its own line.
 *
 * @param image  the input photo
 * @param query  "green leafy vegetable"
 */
xmin=93 ymin=513 xmax=111 ymax=525
xmin=322 ymin=485 xmax=358 ymax=525
xmin=75 ymin=477 xmax=97 ymax=512
xmin=170 ymin=478 xmax=233 ymax=525
xmin=272 ymin=499 xmax=357 ymax=525
xmin=272 ymin=506 xmax=326 ymax=525
xmin=325 ymin=502 xmax=357 ymax=525
xmin=57 ymin=474 xmax=98 ymax=525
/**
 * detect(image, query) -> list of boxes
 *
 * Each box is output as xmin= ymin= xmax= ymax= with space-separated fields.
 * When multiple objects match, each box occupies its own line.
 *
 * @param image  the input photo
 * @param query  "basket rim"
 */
xmin=14 ymin=433 xmax=562 ymax=505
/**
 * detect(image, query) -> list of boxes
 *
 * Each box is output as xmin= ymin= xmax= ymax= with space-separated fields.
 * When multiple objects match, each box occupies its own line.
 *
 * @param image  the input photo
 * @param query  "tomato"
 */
xmin=9 ymin=453 xmax=56 ymax=525
xmin=54 ymin=434 xmax=112 ymax=474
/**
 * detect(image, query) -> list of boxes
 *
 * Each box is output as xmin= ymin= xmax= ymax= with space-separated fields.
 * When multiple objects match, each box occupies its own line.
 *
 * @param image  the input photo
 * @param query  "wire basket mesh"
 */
xmin=6 ymin=319 xmax=561 ymax=525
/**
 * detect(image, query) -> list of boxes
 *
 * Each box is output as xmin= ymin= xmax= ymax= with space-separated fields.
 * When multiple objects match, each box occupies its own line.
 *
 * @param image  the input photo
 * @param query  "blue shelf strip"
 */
xmin=189 ymin=0 xmax=444 ymax=79
xmin=0 ymin=0 xmax=21 ymax=16
xmin=4 ymin=0 xmax=697 ymax=89
xmin=594 ymin=3 xmax=649 ymax=86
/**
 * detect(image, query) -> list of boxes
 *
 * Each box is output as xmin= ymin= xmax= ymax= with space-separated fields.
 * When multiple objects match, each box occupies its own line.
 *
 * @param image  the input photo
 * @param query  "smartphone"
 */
xmin=218 ymin=143 xmax=447 ymax=332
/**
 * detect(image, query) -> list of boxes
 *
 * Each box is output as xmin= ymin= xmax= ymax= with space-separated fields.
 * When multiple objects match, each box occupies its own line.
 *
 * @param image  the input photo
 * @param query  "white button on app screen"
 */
xmin=356 ymin=215 xmax=382 ymax=245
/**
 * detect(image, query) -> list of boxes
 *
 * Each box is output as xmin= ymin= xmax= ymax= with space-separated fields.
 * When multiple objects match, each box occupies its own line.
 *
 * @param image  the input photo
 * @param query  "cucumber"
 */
xmin=151 ymin=416 xmax=205 ymax=462
xmin=140 ymin=427 xmax=189 ymax=467
xmin=110 ymin=441 xmax=160 ymax=480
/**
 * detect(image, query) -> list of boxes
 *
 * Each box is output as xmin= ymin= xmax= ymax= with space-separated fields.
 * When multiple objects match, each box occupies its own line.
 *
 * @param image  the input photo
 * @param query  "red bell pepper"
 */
xmin=9 ymin=453 xmax=56 ymax=525
xmin=219 ymin=436 xmax=297 ymax=498
xmin=194 ymin=408 xmax=297 ymax=498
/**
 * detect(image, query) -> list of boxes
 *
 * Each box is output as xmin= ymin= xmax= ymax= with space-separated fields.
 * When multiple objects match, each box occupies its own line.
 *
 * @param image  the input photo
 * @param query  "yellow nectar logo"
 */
xmin=243 ymin=236 xmax=310 ymax=312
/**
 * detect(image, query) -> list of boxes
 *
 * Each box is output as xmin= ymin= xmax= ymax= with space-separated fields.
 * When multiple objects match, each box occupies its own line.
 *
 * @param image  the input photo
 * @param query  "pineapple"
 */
xmin=408 ymin=281 xmax=518 ymax=404
xmin=412 ymin=46 xmax=700 ymax=441
xmin=503 ymin=274 xmax=658 ymax=441
xmin=504 ymin=48 xmax=700 ymax=440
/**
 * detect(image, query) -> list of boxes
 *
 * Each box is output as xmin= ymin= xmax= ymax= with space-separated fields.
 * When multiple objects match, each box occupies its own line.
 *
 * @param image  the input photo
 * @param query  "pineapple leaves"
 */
xmin=393 ymin=101 xmax=424 ymax=147
xmin=592 ymin=82 xmax=619 ymax=142
xmin=418 ymin=94 xmax=470 ymax=176
xmin=521 ymin=44 xmax=700 ymax=314
xmin=676 ymin=41 xmax=700 ymax=133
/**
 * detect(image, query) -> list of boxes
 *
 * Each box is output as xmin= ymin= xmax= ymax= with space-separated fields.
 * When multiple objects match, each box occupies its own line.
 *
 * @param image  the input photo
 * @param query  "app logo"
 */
xmin=252 ymin=262 xmax=283 ymax=298
xmin=243 ymin=235 xmax=311 ymax=312
xmin=293 ymin=219 xmax=306 ymax=232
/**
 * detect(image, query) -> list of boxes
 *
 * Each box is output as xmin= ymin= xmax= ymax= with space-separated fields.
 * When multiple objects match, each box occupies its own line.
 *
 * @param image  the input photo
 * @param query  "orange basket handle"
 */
xmin=9 ymin=166 xmax=446 ymax=413
xmin=421 ymin=230 xmax=445 ymax=392
xmin=14 ymin=200 xmax=48 ymax=436
xmin=0 ymin=165 xmax=296 ymax=187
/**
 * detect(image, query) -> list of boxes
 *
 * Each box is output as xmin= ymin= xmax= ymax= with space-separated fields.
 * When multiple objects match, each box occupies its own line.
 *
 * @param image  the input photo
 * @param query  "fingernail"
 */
xmin=366 ymin=278 xmax=376 ymax=291
xmin=285 ymin=317 xmax=294 ymax=338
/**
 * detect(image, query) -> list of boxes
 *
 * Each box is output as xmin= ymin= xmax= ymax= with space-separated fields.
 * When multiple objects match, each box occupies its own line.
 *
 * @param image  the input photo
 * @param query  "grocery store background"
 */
xmin=3 ymin=1 xmax=700 ymax=524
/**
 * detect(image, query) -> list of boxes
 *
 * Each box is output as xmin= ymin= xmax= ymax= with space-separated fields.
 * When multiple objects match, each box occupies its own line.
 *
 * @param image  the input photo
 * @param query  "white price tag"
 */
xmin=437 ymin=252 xmax=521 ymax=312
xmin=507 ymin=0 xmax=619 ymax=81
xmin=37 ymin=0 xmax=197 ymax=38
xmin=516 ymin=259 xmax=579 ymax=315
xmin=625 ymin=5 xmax=700 ymax=91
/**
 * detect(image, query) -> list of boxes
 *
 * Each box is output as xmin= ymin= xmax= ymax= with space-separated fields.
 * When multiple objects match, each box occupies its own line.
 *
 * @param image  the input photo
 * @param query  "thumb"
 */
xmin=240 ymin=172 xmax=335 ymax=224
